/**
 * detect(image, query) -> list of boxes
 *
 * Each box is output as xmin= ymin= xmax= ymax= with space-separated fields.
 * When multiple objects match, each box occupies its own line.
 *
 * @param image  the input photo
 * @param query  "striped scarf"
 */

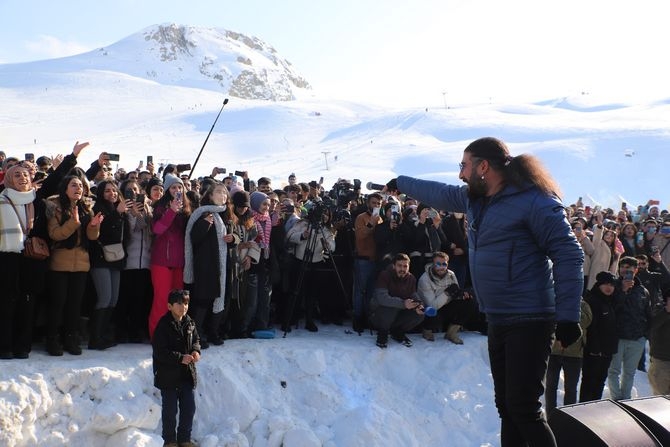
xmin=252 ymin=209 xmax=271 ymax=257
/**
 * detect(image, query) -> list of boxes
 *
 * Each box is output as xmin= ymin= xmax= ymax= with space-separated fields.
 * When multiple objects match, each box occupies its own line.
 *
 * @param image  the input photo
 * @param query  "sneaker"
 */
xmin=376 ymin=331 xmax=388 ymax=349
xmin=209 ymin=335 xmax=224 ymax=346
xmin=391 ymin=333 xmax=413 ymax=347
xmin=422 ymin=329 xmax=435 ymax=342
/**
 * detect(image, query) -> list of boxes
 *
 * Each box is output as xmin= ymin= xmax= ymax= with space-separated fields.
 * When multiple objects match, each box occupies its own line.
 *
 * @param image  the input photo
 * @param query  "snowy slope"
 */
xmin=0 ymin=24 xmax=310 ymax=101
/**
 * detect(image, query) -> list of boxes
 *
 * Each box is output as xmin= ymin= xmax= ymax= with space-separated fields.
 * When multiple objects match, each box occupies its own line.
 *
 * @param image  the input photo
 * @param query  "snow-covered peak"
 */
xmin=1 ymin=23 xmax=312 ymax=101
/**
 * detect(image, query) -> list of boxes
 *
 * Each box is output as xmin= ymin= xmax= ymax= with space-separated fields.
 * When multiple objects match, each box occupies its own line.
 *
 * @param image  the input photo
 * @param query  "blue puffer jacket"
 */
xmin=397 ymin=176 xmax=584 ymax=322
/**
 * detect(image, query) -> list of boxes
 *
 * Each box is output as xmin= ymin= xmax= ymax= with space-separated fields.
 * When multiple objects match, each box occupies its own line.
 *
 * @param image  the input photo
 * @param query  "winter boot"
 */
xmin=89 ymin=309 xmax=115 ymax=350
xmin=46 ymin=336 xmax=63 ymax=356
xmin=64 ymin=333 xmax=82 ymax=355
xmin=376 ymin=331 xmax=388 ymax=349
xmin=422 ymin=329 xmax=435 ymax=342
xmin=101 ymin=308 xmax=118 ymax=348
xmin=304 ymin=319 xmax=319 ymax=332
xmin=445 ymin=324 xmax=464 ymax=345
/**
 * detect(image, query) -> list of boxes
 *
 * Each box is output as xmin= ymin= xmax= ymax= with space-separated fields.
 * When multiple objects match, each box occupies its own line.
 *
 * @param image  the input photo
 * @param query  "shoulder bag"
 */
xmin=5 ymin=195 xmax=50 ymax=260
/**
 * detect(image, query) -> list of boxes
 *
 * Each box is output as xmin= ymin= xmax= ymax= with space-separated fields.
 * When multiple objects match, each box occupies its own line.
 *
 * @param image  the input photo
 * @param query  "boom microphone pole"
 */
xmin=189 ymin=98 xmax=229 ymax=179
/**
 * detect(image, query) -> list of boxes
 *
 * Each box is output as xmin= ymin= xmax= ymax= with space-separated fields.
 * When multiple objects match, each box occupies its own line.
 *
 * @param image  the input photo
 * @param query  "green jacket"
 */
xmin=551 ymin=299 xmax=593 ymax=358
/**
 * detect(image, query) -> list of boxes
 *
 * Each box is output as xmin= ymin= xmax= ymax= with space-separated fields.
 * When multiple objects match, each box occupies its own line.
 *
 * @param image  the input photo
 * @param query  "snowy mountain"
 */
xmin=0 ymin=23 xmax=311 ymax=101
xmin=0 ymin=25 xmax=668 ymax=209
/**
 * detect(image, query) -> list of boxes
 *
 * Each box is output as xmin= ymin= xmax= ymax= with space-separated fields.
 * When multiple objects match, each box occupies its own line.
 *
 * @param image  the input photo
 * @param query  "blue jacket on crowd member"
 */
xmin=397 ymin=176 xmax=584 ymax=323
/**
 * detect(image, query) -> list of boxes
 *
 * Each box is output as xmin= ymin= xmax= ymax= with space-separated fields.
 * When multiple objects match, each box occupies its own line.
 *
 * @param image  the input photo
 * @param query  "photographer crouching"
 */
xmin=416 ymin=252 xmax=478 ymax=343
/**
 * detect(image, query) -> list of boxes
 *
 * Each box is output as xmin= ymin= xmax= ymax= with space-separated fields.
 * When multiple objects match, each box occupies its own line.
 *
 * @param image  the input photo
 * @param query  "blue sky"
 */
xmin=2 ymin=0 xmax=669 ymax=107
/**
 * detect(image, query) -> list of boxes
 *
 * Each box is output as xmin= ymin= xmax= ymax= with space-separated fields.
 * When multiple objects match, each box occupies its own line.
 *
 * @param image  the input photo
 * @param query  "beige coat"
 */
xmin=47 ymin=199 xmax=100 ymax=272
xmin=586 ymin=225 xmax=619 ymax=290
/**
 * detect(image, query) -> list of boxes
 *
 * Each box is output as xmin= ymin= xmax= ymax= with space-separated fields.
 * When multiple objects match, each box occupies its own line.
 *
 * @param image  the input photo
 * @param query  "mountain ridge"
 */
xmin=0 ymin=23 xmax=311 ymax=101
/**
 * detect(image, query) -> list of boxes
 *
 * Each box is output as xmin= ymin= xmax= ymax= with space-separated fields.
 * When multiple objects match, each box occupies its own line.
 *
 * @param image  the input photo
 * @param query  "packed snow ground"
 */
xmin=0 ymin=324 xmax=653 ymax=447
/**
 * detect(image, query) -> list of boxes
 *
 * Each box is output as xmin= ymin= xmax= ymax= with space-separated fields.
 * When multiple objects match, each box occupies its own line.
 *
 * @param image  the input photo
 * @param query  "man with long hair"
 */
xmin=391 ymin=137 xmax=584 ymax=447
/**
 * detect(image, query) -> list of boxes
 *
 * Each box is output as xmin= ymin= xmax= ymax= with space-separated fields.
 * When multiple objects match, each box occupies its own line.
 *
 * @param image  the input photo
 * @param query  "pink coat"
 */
xmin=150 ymin=205 xmax=186 ymax=269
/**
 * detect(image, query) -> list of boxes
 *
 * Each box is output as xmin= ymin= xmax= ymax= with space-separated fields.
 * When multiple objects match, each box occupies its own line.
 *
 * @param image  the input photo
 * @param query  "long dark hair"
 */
xmin=200 ymin=182 xmax=238 ymax=226
xmin=94 ymin=180 xmax=120 ymax=214
xmin=155 ymin=182 xmax=192 ymax=217
xmin=55 ymin=175 xmax=92 ymax=248
xmin=465 ymin=137 xmax=562 ymax=199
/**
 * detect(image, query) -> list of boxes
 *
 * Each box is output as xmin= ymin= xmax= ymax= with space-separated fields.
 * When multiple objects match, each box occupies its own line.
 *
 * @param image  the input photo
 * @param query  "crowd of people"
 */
xmin=0 ymin=143 xmax=483 ymax=359
xmin=0 ymin=142 xmax=668 ymax=408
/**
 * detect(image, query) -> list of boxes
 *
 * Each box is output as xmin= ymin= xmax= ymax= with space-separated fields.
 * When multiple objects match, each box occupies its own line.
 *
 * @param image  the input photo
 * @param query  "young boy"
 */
xmin=152 ymin=289 xmax=201 ymax=447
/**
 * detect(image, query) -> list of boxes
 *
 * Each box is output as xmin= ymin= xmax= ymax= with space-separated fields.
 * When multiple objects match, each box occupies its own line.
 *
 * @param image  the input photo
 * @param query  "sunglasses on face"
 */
xmin=434 ymin=261 xmax=448 ymax=267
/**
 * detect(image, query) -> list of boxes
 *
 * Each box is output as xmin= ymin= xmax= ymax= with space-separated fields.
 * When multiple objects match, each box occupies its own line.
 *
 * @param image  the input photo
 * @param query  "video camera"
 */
xmin=304 ymin=197 xmax=330 ymax=227
xmin=325 ymin=179 xmax=362 ymax=227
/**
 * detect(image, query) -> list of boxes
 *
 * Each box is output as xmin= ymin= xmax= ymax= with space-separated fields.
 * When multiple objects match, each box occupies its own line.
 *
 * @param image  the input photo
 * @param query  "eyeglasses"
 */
xmin=459 ymin=157 xmax=481 ymax=172
xmin=434 ymin=261 xmax=448 ymax=267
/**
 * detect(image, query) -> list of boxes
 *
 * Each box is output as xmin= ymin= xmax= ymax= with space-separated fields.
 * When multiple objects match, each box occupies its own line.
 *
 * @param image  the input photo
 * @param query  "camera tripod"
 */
xmin=282 ymin=221 xmax=349 ymax=337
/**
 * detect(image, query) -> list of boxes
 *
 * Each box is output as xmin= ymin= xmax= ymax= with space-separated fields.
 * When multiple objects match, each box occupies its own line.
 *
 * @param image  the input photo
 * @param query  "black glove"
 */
xmin=555 ymin=321 xmax=582 ymax=348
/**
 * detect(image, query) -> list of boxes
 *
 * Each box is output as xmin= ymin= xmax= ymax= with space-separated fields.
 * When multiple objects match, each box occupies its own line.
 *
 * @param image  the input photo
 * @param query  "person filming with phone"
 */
xmin=607 ymin=256 xmax=652 ymax=401
xmin=147 ymin=174 xmax=192 ymax=339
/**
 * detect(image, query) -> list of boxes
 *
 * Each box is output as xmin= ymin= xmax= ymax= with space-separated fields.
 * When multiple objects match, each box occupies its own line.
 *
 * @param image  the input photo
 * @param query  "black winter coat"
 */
xmin=89 ymin=202 xmax=127 ymax=269
xmin=189 ymin=213 xmax=224 ymax=303
xmin=584 ymin=288 xmax=619 ymax=357
xmin=152 ymin=312 xmax=201 ymax=389
xmin=613 ymin=278 xmax=652 ymax=340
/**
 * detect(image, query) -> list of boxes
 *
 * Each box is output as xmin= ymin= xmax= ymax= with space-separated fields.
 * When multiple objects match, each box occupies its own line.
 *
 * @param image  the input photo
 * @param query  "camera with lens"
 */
xmin=305 ymin=197 xmax=330 ymax=227
xmin=329 ymin=179 xmax=357 ymax=207
xmin=445 ymin=284 xmax=465 ymax=300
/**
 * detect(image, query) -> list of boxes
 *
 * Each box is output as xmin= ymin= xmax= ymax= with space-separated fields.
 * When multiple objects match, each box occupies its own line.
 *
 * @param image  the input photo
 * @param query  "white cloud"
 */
xmin=23 ymin=35 xmax=93 ymax=61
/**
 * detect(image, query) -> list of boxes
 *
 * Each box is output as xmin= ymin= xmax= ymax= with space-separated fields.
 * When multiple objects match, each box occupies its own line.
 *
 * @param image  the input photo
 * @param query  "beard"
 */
xmin=466 ymin=172 xmax=488 ymax=200
xmin=433 ymin=268 xmax=447 ymax=278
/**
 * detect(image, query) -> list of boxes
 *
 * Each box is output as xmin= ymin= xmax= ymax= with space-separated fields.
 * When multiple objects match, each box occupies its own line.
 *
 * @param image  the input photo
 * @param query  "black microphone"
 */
xmin=366 ymin=181 xmax=386 ymax=191
xmin=223 ymin=98 xmax=229 ymax=105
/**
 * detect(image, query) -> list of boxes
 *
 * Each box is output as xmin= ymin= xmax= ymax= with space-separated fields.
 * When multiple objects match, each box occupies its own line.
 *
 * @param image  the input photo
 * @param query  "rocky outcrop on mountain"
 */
xmin=135 ymin=24 xmax=311 ymax=101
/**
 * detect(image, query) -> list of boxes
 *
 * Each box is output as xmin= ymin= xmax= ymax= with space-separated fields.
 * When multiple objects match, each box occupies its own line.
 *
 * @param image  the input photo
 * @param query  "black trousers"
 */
xmin=579 ymin=353 xmax=613 ymax=403
xmin=116 ymin=268 xmax=153 ymax=341
xmin=369 ymin=306 xmax=424 ymax=335
xmin=424 ymin=298 xmax=479 ymax=332
xmin=160 ymin=381 xmax=196 ymax=444
xmin=488 ymin=319 xmax=557 ymax=447
xmin=545 ymin=354 xmax=582 ymax=413
xmin=47 ymin=271 xmax=87 ymax=337
xmin=0 ymin=252 xmax=35 ymax=354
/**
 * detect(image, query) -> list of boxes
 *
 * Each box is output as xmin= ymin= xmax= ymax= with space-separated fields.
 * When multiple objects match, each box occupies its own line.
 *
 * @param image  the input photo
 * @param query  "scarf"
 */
xmin=252 ymin=209 xmax=272 ymax=258
xmin=183 ymin=205 xmax=228 ymax=312
xmin=0 ymin=188 xmax=36 ymax=253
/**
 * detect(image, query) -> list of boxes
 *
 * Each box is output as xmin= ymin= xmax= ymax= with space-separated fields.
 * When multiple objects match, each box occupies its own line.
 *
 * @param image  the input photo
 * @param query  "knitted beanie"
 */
xmin=250 ymin=191 xmax=268 ymax=212
xmin=163 ymin=174 xmax=183 ymax=192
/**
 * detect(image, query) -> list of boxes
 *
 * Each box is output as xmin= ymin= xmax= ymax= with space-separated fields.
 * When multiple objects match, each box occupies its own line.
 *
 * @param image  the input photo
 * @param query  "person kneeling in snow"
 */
xmin=369 ymin=253 xmax=425 ymax=348
xmin=417 ymin=251 xmax=478 ymax=344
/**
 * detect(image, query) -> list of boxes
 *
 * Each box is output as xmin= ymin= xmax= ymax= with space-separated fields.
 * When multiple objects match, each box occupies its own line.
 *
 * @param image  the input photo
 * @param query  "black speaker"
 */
xmin=618 ymin=396 xmax=670 ymax=445
xmin=548 ymin=399 xmax=661 ymax=446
